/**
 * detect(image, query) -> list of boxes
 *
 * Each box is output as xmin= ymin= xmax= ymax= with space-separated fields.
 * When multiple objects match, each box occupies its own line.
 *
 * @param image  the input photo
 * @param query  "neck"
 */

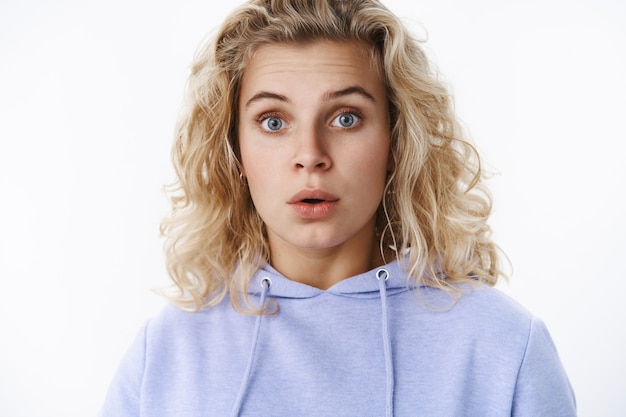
xmin=267 ymin=227 xmax=385 ymax=290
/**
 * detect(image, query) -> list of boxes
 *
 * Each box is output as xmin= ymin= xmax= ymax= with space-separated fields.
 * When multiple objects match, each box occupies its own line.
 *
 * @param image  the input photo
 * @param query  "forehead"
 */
xmin=240 ymin=40 xmax=384 ymax=95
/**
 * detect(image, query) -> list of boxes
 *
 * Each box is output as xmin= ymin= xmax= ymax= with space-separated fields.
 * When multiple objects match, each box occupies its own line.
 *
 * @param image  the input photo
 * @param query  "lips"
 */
xmin=288 ymin=190 xmax=339 ymax=219
xmin=288 ymin=190 xmax=339 ymax=205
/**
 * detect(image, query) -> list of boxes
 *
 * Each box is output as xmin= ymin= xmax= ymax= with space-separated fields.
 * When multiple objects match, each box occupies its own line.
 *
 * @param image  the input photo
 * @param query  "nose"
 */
xmin=292 ymin=126 xmax=332 ymax=171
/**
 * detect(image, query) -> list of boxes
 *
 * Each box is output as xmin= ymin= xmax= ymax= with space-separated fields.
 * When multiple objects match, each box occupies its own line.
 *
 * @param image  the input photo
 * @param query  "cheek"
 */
xmin=241 ymin=164 xmax=269 ymax=216
xmin=241 ymin=145 xmax=273 ymax=185
xmin=238 ymin=135 xmax=260 ymax=179
xmin=345 ymin=145 xmax=389 ymax=204
xmin=355 ymin=138 xmax=391 ymax=175
xmin=239 ymin=145 xmax=279 ymax=209
xmin=366 ymin=139 xmax=392 ymax=195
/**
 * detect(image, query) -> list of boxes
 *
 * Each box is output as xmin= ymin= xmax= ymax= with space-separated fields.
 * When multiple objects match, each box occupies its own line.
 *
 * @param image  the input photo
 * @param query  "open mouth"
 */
xmin=288 ymin=190 xmax=339 ymax=206
xmin=289 ymin=191 xmax=338 ymax=218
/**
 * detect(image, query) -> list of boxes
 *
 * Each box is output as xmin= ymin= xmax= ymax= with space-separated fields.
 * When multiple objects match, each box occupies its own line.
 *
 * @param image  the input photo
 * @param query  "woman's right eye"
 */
xmin=260 ymin=116 xmax=284 ymax=132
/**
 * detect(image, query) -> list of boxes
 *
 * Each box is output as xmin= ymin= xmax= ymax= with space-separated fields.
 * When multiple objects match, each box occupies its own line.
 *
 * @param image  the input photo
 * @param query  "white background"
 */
xmin=0 ymin=0 xmax=624 ymax=416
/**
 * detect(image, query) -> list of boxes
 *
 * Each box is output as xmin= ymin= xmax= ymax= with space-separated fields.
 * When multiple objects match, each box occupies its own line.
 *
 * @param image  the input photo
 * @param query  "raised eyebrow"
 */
xmin=244 ymin=87 xmax=375 ymax=108
xmin=324 ymin=86 xmax=376 ymax=102
xmin=244 ymin=92 xmax=289 ymax=108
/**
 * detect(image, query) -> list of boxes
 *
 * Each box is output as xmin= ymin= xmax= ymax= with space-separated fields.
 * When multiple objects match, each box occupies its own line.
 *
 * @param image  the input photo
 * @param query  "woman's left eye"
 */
xmin=331 ymin=112 xmax=361 ymax=128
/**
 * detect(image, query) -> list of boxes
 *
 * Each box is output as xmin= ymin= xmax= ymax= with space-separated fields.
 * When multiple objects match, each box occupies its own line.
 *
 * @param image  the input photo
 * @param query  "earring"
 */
xmin=385 ymin=171 xmax=395 ymax=195
xmin=239 ymin=172 xmax=247 ymax=186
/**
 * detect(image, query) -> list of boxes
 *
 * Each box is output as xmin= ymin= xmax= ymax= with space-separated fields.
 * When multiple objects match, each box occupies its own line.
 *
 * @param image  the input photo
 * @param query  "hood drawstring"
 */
xmin=377 ymin=268 xmax=395 ymax=417
xmin=229 ymin=276 xmax=272 ymax=417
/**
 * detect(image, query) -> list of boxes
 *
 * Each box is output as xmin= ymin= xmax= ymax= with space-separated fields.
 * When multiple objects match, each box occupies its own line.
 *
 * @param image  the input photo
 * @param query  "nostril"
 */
xmin=295 ymin=162 xmax=326 ymax=169
xmin=293 ymin=151 xmax=331 ymax=170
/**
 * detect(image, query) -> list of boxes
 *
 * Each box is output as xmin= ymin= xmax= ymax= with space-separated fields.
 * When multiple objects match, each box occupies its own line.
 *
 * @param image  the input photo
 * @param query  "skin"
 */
xmin=238 ymin=40 xmax=391 ymax=289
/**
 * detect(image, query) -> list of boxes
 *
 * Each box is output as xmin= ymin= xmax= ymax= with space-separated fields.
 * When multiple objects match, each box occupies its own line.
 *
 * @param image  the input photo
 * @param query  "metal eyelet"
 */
xmin=376 ymin=268 xmax=390 ymax=281
xmin=260 ymin=276 xmax=272 ymax=289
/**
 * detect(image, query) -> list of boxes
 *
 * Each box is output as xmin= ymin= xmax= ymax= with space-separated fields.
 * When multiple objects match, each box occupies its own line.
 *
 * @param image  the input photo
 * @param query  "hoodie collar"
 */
xmin=247 ymin=257 xmax=416 ymax=299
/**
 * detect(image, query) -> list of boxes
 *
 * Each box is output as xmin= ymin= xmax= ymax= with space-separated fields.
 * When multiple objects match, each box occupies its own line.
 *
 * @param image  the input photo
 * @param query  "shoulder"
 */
xmin=455 ymin=283 xmax=533 ymax=324
xmin=417 ymin=282 xmax=534 ymax=325
xmin=407 ymin=282 xmax=539 ymax=355
xmin=142 ymin=299 xmax=256 ymax=351
xmin=460 ymin=283 xmax=538 ymax=342
xmin=456 ymin=287 xmax=578 ymax=414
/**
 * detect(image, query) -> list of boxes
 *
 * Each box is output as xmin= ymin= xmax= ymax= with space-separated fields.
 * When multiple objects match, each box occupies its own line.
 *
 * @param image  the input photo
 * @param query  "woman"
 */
xmin=101 ymin=0 xmax=576 ymax=416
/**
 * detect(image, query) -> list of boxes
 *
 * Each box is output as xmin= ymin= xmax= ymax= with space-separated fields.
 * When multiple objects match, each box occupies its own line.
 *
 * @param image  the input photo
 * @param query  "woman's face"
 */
xmin=238 ymin=40 xmax=391 ymax=262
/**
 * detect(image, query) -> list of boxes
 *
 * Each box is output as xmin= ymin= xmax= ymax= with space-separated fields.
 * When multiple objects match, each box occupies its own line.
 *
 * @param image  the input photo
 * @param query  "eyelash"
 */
xmin=333 ymin=109 xmax=364 ymax=129
xmin=256 ymin=108 xmax=364 ymax=133
xmin=256 ymin=111 xmax=281 ymax=122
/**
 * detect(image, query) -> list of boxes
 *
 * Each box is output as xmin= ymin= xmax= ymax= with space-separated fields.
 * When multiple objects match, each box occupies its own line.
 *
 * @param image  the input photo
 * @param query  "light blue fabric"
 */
xmin=100 ymin=259 xmax=576 ymax=416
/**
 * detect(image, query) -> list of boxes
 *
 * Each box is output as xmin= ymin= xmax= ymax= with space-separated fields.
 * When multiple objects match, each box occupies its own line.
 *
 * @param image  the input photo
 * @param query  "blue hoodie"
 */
xmin=100 ymin=259 xmax=576 ymax=416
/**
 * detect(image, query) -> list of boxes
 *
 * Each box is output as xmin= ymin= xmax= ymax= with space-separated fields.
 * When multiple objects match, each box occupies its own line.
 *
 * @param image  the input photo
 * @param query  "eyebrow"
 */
xmin=244 ymin=92 xmax=289 ymax=108
xmin=324 ymin=86 xmax=376 ymax=102
xmin=244 ymin=86 xmax=376 ymax=108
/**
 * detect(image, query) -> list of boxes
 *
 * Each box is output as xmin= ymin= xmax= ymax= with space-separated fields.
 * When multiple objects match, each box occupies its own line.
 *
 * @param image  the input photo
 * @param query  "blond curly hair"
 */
xmin=161 ymin=0 xmax=502 ymax=311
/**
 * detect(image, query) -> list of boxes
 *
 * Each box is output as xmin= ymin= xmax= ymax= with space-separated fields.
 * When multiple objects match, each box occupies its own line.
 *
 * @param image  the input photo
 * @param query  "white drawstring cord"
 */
xmin=229 ymin=277 xmax=272 ymax=417
xmin=377 ymin=268 xmax=394 ymax=417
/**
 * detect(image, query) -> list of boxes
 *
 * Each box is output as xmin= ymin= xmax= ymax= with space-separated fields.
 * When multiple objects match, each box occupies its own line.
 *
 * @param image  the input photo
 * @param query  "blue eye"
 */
xmin=332 ymin=113 xmax=359 ymax=128
xmin=261 ymin=116 xmax=284 ymax=131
